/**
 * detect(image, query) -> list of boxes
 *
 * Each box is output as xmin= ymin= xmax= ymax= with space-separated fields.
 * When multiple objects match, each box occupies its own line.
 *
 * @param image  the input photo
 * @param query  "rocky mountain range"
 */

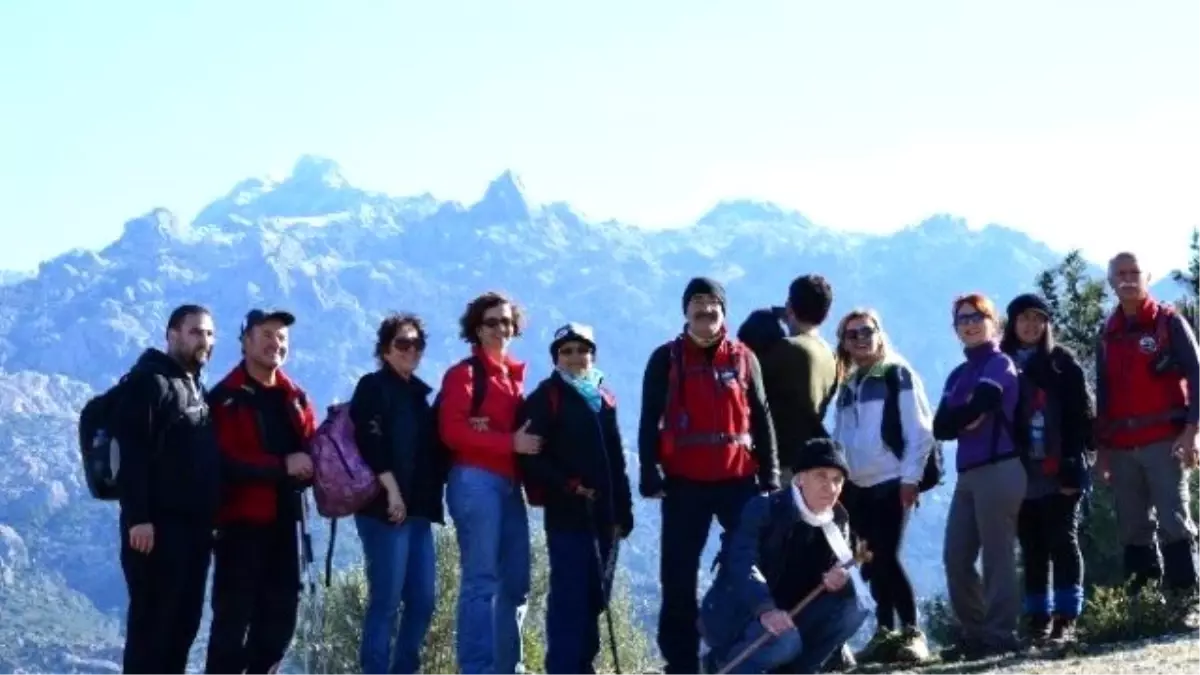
xmin=1 ymin=154 xmax=1177 ymax=671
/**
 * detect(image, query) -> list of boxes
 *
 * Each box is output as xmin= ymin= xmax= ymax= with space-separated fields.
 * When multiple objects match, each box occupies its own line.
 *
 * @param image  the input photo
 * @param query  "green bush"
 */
xmin=293 ymin=525 xmax=655 ymax=674
xmin=1077 ymin=583 xmax=1194 ymax=644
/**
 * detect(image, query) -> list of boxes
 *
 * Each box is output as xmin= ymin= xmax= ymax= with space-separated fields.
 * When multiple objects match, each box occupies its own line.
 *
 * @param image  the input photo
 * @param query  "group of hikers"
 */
xmin=93 ymin=249 xmax=1199 ymax=675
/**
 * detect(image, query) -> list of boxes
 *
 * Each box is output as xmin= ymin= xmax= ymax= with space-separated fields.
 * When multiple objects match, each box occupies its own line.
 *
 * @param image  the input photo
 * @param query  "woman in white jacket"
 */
xmin=832 ymin=308 xmax=936 ymax=664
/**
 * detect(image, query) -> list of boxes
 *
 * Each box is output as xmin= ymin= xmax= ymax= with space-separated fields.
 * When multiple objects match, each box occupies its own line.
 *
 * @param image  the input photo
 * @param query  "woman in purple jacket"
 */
xmin=933 ymin=293 xmax=1027 ymax=659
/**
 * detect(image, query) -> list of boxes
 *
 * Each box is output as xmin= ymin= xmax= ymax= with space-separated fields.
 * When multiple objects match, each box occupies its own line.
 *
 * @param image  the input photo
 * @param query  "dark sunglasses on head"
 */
xmin=392 ymin=337 xmax=426 ymax=351
xmin=843 ymin=326 xmax=877 ymax=342
xmin=557 ymin=345 xmax=593 ymax=357
xmin=955 ymin=311 xmax=987 ymax=326
xmin=481 ymin=317 xmax=514 ymax=329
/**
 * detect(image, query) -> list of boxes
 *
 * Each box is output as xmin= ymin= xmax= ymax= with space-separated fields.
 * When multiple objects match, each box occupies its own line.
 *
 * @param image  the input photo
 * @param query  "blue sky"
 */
xmin=1 ymin=0 xmax=1196 ymax=277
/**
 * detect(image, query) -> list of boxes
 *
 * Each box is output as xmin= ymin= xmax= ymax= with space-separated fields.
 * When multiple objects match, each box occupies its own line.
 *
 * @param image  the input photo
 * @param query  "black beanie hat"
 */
xmin=1006 ymin=293 xmax=1052 ymax=322
xmin=791 ymin=438 xmax=850 ymax=478
xmin=682 ymin=277 xmax=727 ymax=313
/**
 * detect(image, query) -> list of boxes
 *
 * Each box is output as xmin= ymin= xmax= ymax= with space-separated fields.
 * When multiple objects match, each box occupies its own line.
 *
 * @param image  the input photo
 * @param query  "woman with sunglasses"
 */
xmin=1000 ymin=293 xmax=1093 ymax=646
xmin=830 ymin=309 xmax=935 ymax=665
xmin=517 ymin=322 xmax=634 ymax=674
xmin=348 ymin=313 xmax=440 ymax=674
xmin=440 ymin=291 xmax=538 ymax=675
xmin=934 ymin=293 xmax=1027 ymax=659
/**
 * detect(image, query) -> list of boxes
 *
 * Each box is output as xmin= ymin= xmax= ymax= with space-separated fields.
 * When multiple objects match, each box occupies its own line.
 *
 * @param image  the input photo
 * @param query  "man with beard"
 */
xmin=1095 ymin=252 xmax=1200 ymax=602
xmin=638 ymin=277 xmax=780 ymax=674
xmin=114 ymin=304 xmax=220 ymax=674
xmin=205 ymin=309 xmax=317 ymax=674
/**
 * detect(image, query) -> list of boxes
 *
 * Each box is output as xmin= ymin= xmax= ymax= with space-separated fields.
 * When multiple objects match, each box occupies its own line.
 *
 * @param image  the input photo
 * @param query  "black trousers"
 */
xmin=658 ymin=477 xmax=759 ymax=674
xmin=1017 ymin=492 xmax=1084 ymax=619
xmin=120 ymin=520 xmax=213 ymax=674
xmin=205 ymin=521 xmax=302 ymax=674
xmin=842 ymin=479 xmax=918 ymax=629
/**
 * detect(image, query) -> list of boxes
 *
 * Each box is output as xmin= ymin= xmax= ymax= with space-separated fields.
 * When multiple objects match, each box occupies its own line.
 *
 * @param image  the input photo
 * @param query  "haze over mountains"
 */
xmin=0 ymin=155 xmax=1182 ymax=672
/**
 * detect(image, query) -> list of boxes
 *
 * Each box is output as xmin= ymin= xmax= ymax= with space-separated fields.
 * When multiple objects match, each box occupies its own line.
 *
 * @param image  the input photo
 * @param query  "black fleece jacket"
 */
xmin=114 ymin=348 xmax=221 ymax=527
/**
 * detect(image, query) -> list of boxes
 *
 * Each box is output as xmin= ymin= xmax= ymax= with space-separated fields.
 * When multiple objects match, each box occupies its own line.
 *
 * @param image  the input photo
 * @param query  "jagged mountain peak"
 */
xmin=288 ymin=154 xmax=350 ymax=189
xmin=697 ymin=199 xmax=809 ymax=228
xmin=118 ymin=207 xmax=188 ymax=243
xmin=471 ymin=169 xmax=530 ymax=222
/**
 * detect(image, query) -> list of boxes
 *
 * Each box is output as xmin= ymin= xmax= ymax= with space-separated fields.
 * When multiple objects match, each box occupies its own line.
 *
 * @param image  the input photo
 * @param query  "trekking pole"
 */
xmin=585 ymin=500 xmax=622 ymax=674
xmin=717 ymin=545 xmax=872 ymax=675
xmin=296 ymin=490 xmax=325 ymax=674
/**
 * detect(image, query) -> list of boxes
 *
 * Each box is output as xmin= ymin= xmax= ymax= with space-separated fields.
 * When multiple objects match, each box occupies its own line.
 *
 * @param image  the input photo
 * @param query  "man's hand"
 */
xmin=899 ymin=483 xmax=919 ymax=509
xmin=285 ymin=452 xmax=313 ymax=479
xmin=1172 ymin=426 xmax=1199 ymax=469
xmin=386 ymin=488 xmax=407 ymax=523
xmin=759 ymin=608 xmax=794 ymax=636
xmin=822 ymin=565 xmax=850 ymax=592
xmin=513 ymin=420 xmax=543 ymax=455
xmin=129 ymin=523 xmax=155 ymax=554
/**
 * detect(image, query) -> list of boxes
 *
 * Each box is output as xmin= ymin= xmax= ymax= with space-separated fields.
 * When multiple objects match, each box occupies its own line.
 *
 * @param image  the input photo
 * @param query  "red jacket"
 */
xmin=659 ymin=335 xmax=758 ymax=481
xmin=438 ymin=347 xmax=526 ymax=480
xmin=1098 ymin=298 xmax=1188 ymax=449
xmin=210 ymin=364 xmax=317 ymax=525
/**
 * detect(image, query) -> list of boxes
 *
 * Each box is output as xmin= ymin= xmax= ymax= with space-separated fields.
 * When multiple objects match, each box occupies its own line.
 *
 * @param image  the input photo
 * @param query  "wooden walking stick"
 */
xmin=717 ymin=543 xmax=873 ymax=675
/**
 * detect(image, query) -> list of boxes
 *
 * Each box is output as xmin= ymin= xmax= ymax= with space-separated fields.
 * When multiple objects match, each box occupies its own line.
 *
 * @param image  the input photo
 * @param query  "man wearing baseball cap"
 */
xmin=204 ymin=308 xmax=318 ymax=674
xmin=638 ymin=276 xmax=779 ymax=673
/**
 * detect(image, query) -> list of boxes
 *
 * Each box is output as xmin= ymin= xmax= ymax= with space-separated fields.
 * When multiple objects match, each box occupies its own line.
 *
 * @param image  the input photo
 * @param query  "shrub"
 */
xmin=292 ymin=525 xmax=655 ymax=673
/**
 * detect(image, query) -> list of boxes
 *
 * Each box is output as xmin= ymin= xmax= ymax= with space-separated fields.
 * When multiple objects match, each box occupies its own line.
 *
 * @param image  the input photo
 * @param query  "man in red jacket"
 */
xmin=204 ymin=309 xmax=318 ymax=674
xmin=638 ymin=277 xmax=780 ymax=674
xmin=1096 ymin=252 xmax=1199 ymax=600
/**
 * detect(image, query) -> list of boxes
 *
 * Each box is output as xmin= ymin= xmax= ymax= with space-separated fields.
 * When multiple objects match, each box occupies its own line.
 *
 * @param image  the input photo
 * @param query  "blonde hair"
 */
xmin=835 ymin=308 xmax=891 ymax=383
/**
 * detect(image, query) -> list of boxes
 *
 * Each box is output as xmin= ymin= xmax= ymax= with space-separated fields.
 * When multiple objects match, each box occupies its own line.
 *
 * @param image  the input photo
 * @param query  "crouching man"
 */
xmin=700 ymin=439 xmax=870 ymax=674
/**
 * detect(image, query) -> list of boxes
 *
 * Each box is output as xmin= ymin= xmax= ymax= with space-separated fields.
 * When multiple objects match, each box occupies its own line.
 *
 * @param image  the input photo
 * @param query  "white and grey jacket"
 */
xmin=832 ymin=356 xmax=937 ymax=488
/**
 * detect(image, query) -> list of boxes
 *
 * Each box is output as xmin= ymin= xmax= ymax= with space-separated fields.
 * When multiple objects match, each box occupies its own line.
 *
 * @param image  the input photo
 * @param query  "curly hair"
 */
xmin=374 ymin=312 xmax=427 ymax=364
xmin=458 ymin=291 xmax=525 ymax=345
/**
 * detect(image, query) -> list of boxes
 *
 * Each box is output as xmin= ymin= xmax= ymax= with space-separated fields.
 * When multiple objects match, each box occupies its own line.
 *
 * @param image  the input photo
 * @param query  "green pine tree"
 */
xmin=1170 ymin=227 xmax=1198 ymax=328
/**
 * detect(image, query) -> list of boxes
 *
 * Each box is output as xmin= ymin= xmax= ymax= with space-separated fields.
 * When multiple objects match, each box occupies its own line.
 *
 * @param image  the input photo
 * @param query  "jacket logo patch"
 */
xmin=1138 ymin=336 xmax=1158 ymax=354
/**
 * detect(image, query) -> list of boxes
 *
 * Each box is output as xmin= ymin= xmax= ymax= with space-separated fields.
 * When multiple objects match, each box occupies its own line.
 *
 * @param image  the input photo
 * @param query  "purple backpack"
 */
xmin=311 ymin=402 xmax=380 ymax=518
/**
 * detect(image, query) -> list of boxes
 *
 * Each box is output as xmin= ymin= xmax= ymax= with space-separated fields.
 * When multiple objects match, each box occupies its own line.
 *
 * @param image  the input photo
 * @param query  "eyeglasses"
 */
xmin=481 ymin=317 xmax=514 ymax=329
xmin=392 ymin=337 xmax=426 ymax=352
xmin=955 ymin=311 xmax=987 ymax=326
xmin=843 ymin=326 xmax=877 ymax=342
xmin=557 ymin=345 xmax=593 ymax=357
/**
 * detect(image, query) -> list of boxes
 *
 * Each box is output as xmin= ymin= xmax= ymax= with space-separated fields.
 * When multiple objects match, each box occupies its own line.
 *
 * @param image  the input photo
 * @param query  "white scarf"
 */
xmin=792 ymin=484 xmax=876 ymax=611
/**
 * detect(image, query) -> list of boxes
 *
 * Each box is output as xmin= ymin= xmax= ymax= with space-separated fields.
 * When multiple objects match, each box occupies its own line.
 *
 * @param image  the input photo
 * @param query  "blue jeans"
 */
xmin=446 ymin=465 xmax=532 ymax=674
xmin=545 ymin=528 xmax=616 ymax=674
xmin=712 ymin=592 xmax=868 ymax=674
xmin=354 ymin=515 xmax=437 ymax=674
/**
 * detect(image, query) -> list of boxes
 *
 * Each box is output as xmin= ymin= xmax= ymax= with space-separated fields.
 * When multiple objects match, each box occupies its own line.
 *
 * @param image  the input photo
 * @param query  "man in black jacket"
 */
xmin=114 ymin=304 xmax=220 ymax=674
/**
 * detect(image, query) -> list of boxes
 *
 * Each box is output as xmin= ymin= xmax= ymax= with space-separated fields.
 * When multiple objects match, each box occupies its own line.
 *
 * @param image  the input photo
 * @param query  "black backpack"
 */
xmin=430 ymin=355 xmax=489 ymax=487
xmin=879 ymin=364 xmax=944 ymax=493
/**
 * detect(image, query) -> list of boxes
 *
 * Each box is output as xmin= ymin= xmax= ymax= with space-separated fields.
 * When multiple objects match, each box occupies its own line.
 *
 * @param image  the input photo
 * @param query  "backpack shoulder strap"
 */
xmin=464 ymin=356 xmax=488 ymax=417
xmin=666 ymin=339 xmax=685 ymax=413
xmin=880 ymin=364 xmax=904 ymax=458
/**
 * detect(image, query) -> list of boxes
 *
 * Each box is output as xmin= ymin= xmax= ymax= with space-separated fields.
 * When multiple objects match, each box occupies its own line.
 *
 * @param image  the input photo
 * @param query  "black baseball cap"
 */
xmin=240 ymin=309 xmax=295 ymax=337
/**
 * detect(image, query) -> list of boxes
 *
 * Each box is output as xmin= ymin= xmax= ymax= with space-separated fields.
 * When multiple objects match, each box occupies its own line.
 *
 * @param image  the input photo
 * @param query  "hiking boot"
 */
xmin=1026 ymin=613 xmax=1053 ymax=644
xmin=1048 ymin=616 xmax=1077 ymax=645
xmin=821 ymin=644 xmax=856 ymax=672
xmin=854 ymin=626 xmax=898 ymax=664
xmin=939 ymin=639 xmax=987 ymax=662
xmin=892 ymin=626 xmax=931 ymax=663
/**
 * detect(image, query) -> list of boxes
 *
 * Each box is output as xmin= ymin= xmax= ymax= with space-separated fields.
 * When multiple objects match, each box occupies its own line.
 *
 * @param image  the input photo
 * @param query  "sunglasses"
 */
xmin=392 ymin=337 xmax=426 ymax=352
xmin=955 ymin=311 xmax=987 ymax=326
xmin=843 ymin=326 xmax=877 ymax=342
xmin=481 ymin=317 xmax=514 ymax=329
xmin=557 ymin=345 xmax=593 ymax=357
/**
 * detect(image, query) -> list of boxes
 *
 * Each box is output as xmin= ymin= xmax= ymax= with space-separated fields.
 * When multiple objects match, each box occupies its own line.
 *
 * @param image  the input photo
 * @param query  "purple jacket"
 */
xmin=936 ymin=340 xmax=1021 ymax=473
